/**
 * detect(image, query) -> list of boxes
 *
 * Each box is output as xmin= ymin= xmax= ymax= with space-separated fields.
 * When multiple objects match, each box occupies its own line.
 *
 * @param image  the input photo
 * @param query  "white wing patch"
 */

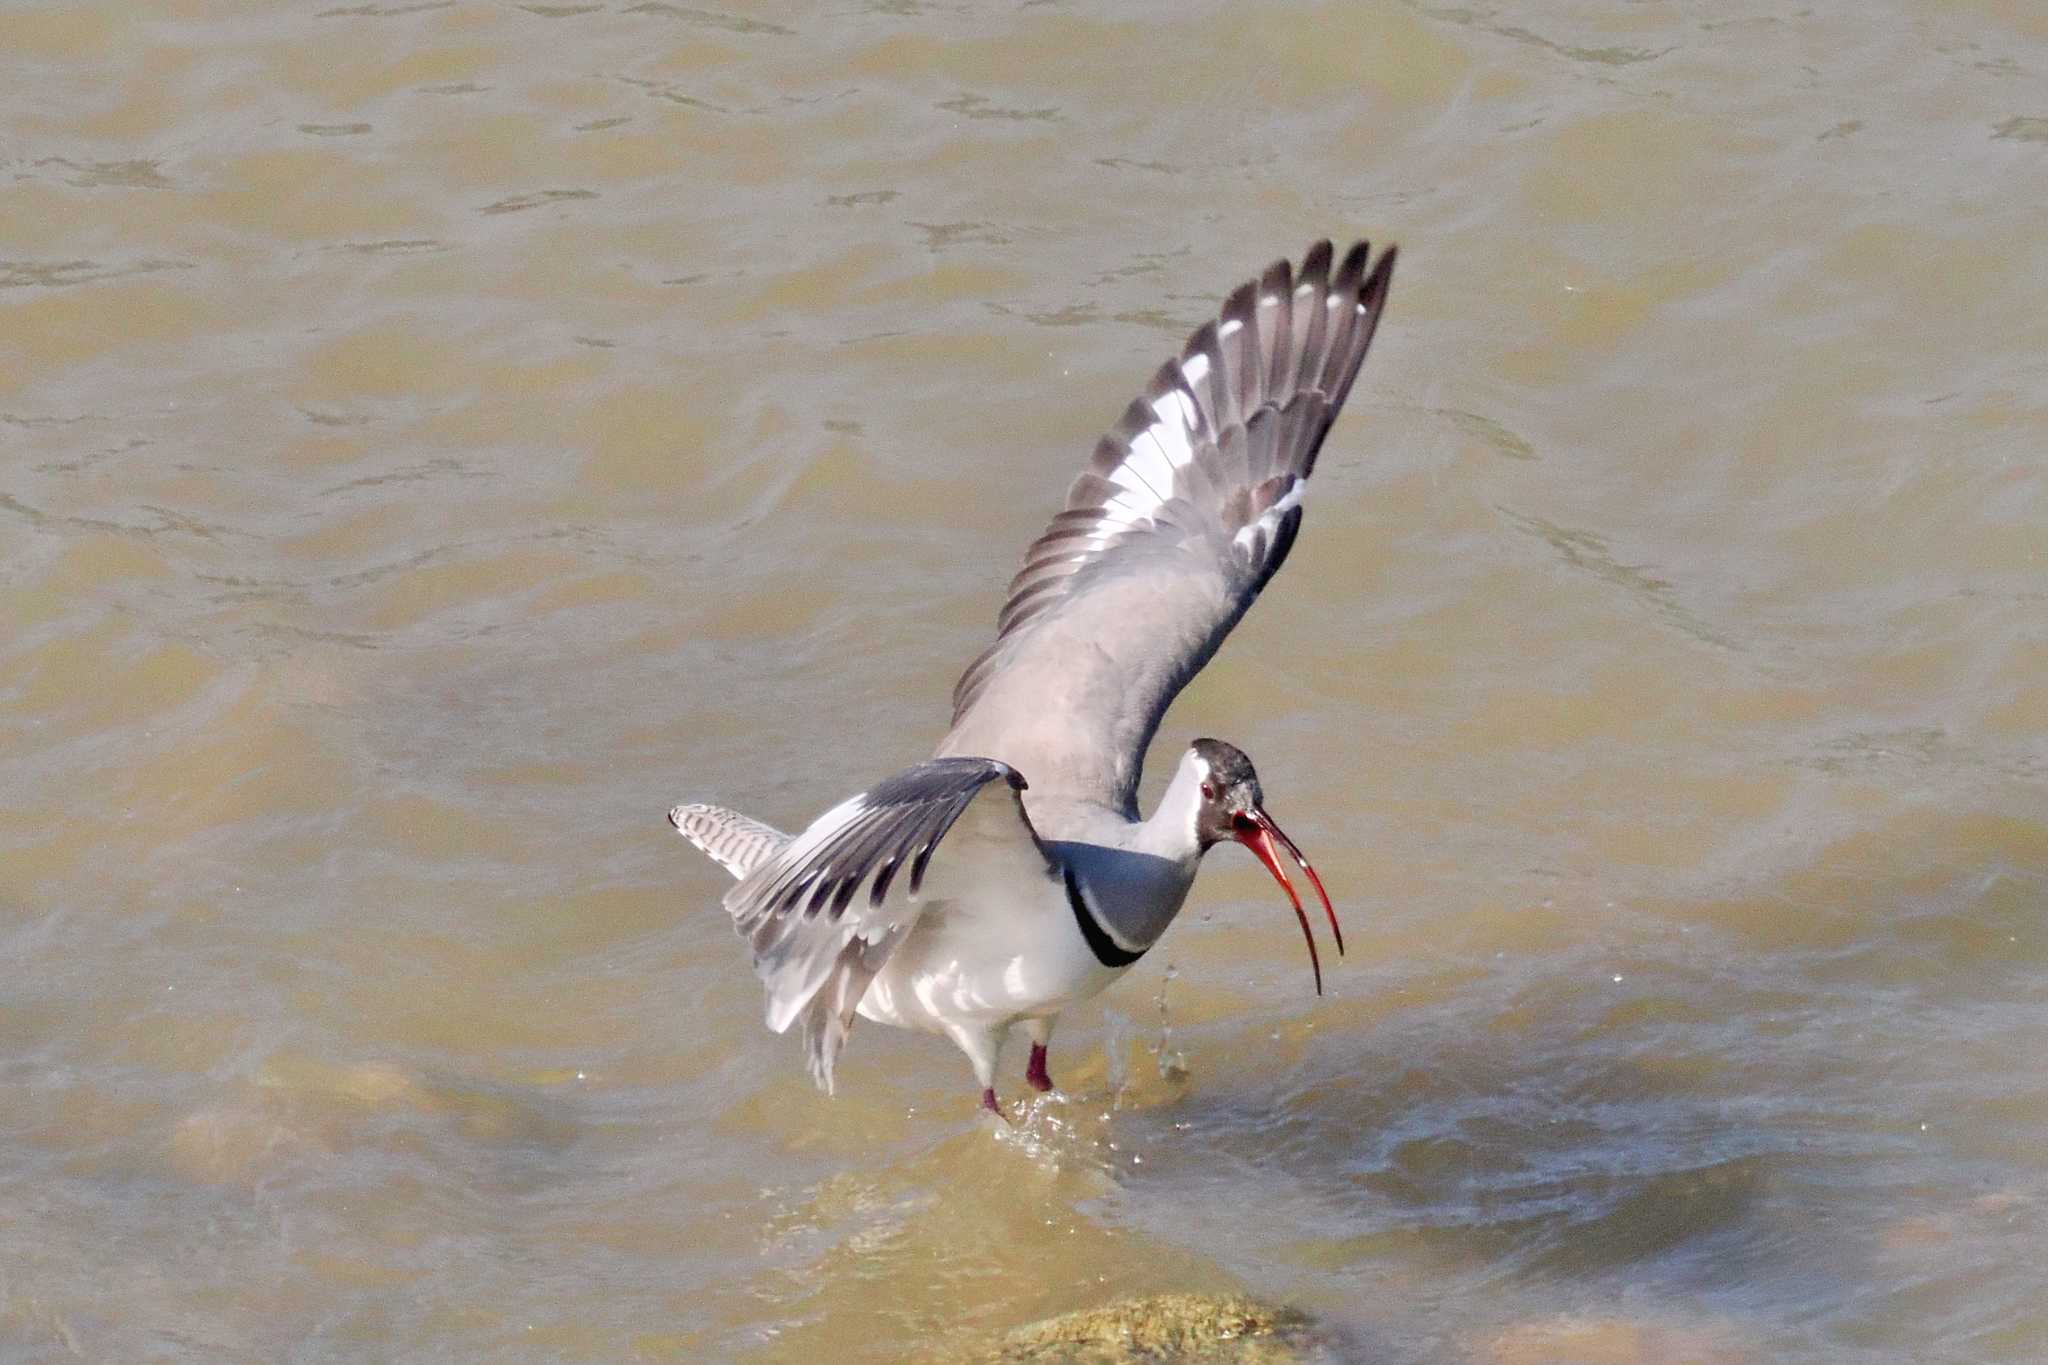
xmin=1108 ymin=453 xmax=1172 ymax=511
xmin=766 ymin=789 xmax=873 ymax=885
xmin=1109 ymin=384 xmax=1202 ymax=517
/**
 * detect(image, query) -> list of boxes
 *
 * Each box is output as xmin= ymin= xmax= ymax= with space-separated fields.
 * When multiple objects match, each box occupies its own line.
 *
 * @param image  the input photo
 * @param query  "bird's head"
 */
xmin=1184 ymin=737 xmax=1344 ymax=993
xmin=1187 ymin=737 xmax=1266 ymax=849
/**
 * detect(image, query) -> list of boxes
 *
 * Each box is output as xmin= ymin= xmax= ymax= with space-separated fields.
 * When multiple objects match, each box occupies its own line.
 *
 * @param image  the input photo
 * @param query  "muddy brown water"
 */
xmin=3 ymin=1 xmax=2045 ymax=1360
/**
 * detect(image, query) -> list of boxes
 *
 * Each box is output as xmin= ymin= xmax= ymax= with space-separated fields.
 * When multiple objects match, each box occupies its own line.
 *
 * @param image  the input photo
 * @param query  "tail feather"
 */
xmin=670 ymin=800 xmax=885 ymax=1094
xmin=668 ymin=803 xmax=791 ymax=880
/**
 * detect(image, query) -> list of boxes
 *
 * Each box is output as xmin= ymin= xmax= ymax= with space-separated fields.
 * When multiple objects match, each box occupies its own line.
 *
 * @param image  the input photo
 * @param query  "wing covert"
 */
xmin=939 ymin=240 xmax=1396 ymax=811
xmin=725 ymin=758 xmax=1044 ymax=1037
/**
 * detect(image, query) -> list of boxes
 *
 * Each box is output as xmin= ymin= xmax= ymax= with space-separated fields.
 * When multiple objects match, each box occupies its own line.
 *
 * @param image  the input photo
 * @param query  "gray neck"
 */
xmin=1052 ymin=759 xmax=1208 ymax=953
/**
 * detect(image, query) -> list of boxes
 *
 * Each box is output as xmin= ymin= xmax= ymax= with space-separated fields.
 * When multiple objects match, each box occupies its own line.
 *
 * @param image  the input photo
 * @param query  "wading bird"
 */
xmin=672 ymin=239 xmax=1394 ymax=1117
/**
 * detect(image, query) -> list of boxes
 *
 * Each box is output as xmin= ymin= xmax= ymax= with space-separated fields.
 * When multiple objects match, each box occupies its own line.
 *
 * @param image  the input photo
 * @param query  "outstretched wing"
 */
xmin=938 ymin=240 xmax=1396 ymax=812
xmin=723 ymin=757 xmax=1048 ymax=1090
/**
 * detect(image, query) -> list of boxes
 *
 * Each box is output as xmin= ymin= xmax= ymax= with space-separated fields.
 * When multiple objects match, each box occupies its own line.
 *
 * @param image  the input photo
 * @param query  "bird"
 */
xmin=671 ymin=238 xmax=1395 ymax=1118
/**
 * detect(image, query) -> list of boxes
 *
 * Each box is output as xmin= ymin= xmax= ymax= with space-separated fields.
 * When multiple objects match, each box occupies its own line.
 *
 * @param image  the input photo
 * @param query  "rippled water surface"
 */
xmin=4 ymin=1 xmax=2045 ymax=1360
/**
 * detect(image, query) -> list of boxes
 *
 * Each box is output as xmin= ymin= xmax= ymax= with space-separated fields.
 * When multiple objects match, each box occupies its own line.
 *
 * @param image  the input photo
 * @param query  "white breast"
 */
xmin=855 ymin=864 xmax=1125 ymax=1034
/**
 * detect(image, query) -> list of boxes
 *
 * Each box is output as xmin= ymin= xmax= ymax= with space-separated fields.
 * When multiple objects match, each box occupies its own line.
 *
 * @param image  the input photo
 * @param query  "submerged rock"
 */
xmin=968 ymin=1292 xmax=1321 ymax=1363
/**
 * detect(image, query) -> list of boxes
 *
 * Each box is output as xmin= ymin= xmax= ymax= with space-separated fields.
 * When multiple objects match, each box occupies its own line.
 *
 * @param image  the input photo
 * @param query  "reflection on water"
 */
xmin=3 ymin=0 xmax=2045 ymax=1360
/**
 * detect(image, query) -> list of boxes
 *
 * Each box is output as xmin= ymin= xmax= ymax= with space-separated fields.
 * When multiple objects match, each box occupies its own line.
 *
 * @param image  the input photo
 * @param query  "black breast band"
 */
xmin=1063 ymin=864 xmax=1146 ymax=968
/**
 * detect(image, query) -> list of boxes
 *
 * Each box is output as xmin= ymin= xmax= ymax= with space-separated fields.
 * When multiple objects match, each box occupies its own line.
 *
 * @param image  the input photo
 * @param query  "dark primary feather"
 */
xmin=939 ymin=239 xmax=1396 ymax=811
xmin=727 ymin=759 xmax=1030 ymax=937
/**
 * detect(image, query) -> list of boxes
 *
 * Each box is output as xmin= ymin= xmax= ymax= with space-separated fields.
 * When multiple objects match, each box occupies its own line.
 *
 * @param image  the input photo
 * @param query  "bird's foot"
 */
xmin=980 ymin=1087 xmax=1011 ymax=1124
xmin=1025 ymin=1042 xmax=1055 ymax=1093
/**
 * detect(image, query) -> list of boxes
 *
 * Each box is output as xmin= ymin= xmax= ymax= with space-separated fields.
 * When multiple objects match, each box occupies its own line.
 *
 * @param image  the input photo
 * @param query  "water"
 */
xmin=3 ymin=0 xmax=2044 ymax=1359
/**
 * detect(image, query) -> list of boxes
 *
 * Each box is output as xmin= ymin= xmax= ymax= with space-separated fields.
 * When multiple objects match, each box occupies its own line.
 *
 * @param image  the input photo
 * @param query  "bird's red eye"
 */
xmin=1200 ymin=782 xmax=1216 ymax=800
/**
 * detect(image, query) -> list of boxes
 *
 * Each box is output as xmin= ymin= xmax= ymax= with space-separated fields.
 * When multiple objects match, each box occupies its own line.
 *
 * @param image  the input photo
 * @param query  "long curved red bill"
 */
xmin=1231 ymin=807 xmax=1343 ymax=995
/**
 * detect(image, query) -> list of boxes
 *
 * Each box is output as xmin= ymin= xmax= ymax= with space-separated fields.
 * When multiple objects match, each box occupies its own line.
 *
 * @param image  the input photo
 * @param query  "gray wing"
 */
xmin=939 ymin=240 xmax=1396 ymax=811
xmin=726 ymin=759 xmax=1046 ymax=1088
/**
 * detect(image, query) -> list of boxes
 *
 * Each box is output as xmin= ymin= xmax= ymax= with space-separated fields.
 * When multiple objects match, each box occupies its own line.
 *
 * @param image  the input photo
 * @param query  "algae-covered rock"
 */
xmin=970 ymin=1292 xmax=1321 ymax=1363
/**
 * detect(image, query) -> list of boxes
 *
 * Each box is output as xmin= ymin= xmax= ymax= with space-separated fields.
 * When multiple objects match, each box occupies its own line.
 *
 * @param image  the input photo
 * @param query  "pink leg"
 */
xmin=1025 ymin=1042 xmax=1054 ymax=1093
xmin=980 ymin=1087 xmax=1009 ymax=1123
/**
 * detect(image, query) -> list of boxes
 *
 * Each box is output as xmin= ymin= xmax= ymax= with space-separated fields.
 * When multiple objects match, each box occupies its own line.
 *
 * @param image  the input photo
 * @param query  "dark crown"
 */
xmin=1190 ymin=737 xmax=1257 ymax=788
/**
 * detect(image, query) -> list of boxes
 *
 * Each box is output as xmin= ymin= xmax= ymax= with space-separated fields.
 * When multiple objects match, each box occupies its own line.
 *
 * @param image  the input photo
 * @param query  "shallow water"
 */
xmin=3 ymin=0 xmax=2045 ymax=1360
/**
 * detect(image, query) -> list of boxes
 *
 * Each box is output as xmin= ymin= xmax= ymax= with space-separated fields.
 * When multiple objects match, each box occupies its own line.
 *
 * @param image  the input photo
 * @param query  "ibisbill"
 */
xmin=671 ymin=239 xmax=1395 ymax=1119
